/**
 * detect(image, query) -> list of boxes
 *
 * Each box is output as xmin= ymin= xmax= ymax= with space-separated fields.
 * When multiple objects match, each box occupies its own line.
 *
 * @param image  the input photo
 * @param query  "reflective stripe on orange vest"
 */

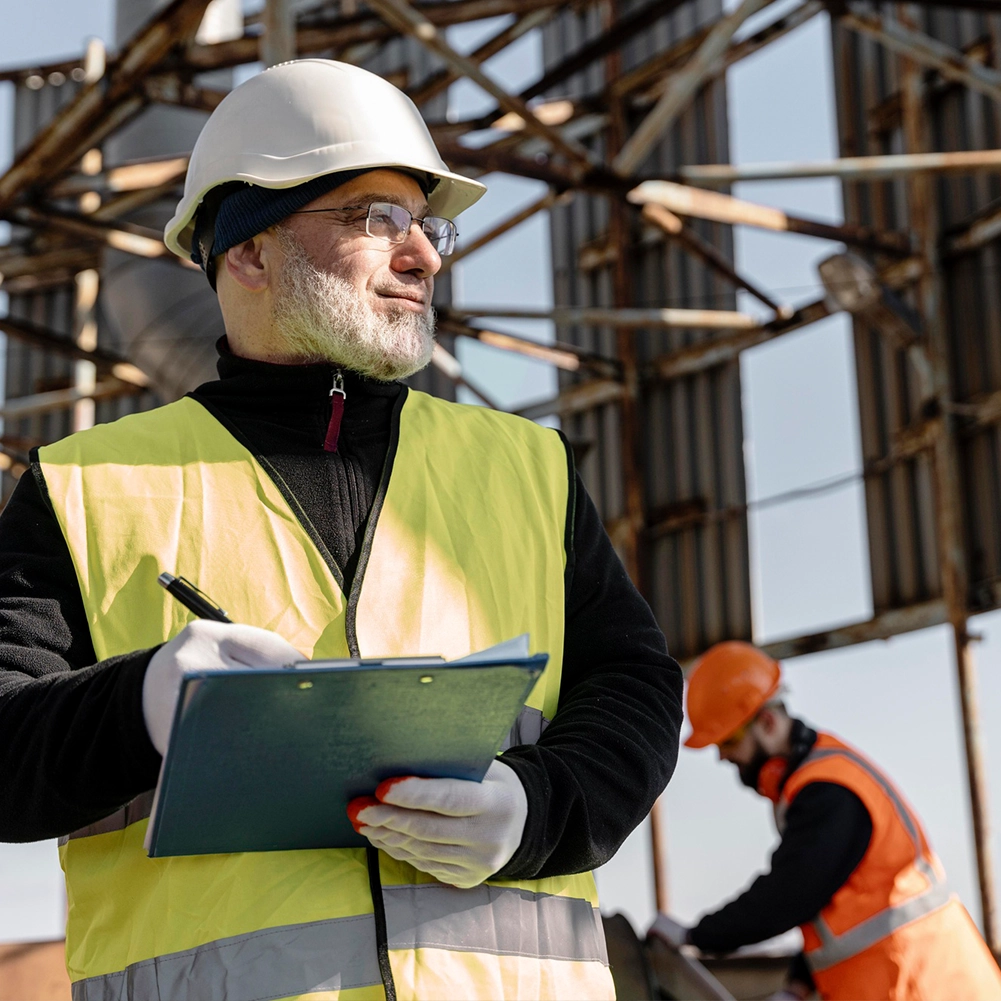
xmin=779 ymin=733 xmax=1001 ymax=1001
xmin=796 ymin=744 xmax=950 ymax=972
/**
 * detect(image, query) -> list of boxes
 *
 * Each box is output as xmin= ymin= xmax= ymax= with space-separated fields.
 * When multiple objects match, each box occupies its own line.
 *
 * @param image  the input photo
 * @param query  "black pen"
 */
xmin=157 ymin=572 xmax=233 ymax=623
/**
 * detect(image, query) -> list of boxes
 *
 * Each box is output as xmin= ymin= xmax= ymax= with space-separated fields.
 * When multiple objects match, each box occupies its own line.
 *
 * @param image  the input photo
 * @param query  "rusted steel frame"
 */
xmin=613 ymin=0 xmax=774 ymax=176
xmin=629 ymin=180 xmax=912 ymax=256
xmin=91 ymin=178 xmax=188 ymax=222
xmin=897 ymin=29 xmax=998 ymax=952
xmin=436 ymin=139 xmax=631 ymax=196
xmin=519 ymin=0 xmax=689 ymax=105
xmin=0 ymin=0 xmax=212 ymax=211
xmin=841 ymin=8 xmax=1001 ymax=106
xmin=756 ymin=600 xmax=949 ymax=663
xmin=0 ymin=246 xmax=99 ymax=282
xmin=408 ymin=6 xmax=557 ymax=107
xmin=144 ymin=74 xmax=227 ymax=114
xmin=0 ymin=380 xmax=142 ymax=421
xmin=0 ymin=314 xmax=149 ymax=384
xmin=603 ymin=0 xmax=657 ymax=900
xmin=618 ymin=0 xmax=823 ymax=106
xmin=944 ymin=197 xmax=1001 ymax=256
xmin=363 ymin=0 xmax=593 ymax=170
xmin=681 ymin=148 xmax=1001 ymax=186
xmin=453 ymin=305 xmax=760 ymax=328
xmin=515 ymin=378 xmax=624 ymax=420
xmin=50 ymin=155 xmax=189 ymax=197
xmin=438 ymin=191 xmax=560 ymax=273
xmin=642 ymin=203 xmax=789 ymax=315
xmin=644 ymin=298 xmax=830 ymax=382
xmin=7 ymin=206 xmax=189 ymax=265
xmin=0 ymin=56 xmax=85 ymax=85
xmin=435 ymin=315 xmax=622 ymax=377
xmin=185 ymin=0 xmax=561 ymax=69
xmin=958 ymin=388 xmax=1001 ymax=429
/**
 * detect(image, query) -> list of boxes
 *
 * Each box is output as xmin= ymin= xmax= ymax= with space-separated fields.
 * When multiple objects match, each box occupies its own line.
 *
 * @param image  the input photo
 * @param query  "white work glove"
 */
xmin=348 ymin=759 xmax=528 ymax=888
xmin=142 ymin=619 xmax=303 ymax=755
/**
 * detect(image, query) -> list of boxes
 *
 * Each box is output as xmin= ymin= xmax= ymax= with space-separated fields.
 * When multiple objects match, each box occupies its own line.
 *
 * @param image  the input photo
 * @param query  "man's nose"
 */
xmin=391 ymin=223 xmax=441 ymax=279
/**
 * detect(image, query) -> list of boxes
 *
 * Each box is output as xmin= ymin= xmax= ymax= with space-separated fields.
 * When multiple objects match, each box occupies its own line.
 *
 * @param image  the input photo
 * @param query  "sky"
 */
xmin=1 ymin=0 xmax=1001 ymax=958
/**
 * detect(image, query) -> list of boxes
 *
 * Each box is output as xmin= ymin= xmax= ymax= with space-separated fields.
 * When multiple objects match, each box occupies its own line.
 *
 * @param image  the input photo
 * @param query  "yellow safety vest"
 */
xmin=38 ymin=389 xmax=614 ymax=1001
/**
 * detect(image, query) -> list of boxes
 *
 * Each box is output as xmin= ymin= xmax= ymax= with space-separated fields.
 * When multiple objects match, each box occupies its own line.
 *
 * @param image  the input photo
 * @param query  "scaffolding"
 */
xmin=2 ymin=0 xmax=1001 ymax=954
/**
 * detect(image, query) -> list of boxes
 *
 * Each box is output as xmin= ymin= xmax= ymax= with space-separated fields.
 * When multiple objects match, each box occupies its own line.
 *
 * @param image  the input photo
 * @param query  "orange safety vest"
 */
xmin=777 ymin=732 xmax=1001 ymax=1000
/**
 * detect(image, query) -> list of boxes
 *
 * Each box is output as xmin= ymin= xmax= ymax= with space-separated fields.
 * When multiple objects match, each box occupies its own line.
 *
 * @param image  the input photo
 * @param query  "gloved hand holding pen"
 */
xmin=142 ymin=619 xmax=304 ymax=755
xmin=347 ymin=760 xmax=528 ymax=888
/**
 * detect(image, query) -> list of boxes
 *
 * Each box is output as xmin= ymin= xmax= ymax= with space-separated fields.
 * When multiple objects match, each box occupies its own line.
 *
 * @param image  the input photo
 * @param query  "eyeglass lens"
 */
xmin=366 ymin=202 xmax=457 ymax=256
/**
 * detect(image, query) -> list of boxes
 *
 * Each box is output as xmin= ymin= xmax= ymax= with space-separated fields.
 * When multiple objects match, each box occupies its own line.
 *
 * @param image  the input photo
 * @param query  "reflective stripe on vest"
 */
xmin=70 ymin=884 xmax=608 ymax=1001
xmin=792 ymin=744 xmax=949 ymax=974
xmin=39 ymin=390 xmax=613 ymax=1001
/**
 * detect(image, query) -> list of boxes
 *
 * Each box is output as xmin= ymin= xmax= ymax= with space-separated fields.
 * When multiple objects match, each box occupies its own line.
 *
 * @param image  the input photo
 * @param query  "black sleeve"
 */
xmin=0 ymin=468 xmax=162 ymax=842
xmin=688 ymin=782 xmax=873 ymax=953
xmin=497 ymin=472 xmax=684 ymax=879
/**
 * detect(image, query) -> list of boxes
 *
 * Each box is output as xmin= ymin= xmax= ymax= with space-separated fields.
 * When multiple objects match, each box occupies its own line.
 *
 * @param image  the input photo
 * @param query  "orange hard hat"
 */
xmin=684 ymin=642 xmax=781 ymax=748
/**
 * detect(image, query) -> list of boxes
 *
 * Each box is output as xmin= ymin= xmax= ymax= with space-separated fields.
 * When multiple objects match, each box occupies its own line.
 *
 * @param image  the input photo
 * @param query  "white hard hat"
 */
xmin=164 ymin=58 xmax=486 ymax=259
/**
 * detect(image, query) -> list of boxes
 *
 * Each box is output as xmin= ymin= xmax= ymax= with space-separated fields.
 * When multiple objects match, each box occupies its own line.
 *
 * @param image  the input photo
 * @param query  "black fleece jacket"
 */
xmin=689 ymin=722 xmax=874 ymax=988
xmin=0 ymin=347 xmax=684 ymax=882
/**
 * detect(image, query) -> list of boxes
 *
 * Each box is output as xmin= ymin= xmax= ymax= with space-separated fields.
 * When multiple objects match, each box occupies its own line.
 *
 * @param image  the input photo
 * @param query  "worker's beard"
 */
xmin=737 ymin=746 xmax=771 ymax=792
xmin=270 ymin=226 xmax=436 ymax=380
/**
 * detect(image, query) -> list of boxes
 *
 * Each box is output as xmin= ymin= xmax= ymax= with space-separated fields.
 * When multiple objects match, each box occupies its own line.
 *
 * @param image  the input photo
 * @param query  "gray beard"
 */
xmin=269 ymin=226 xmax=436 ymax=381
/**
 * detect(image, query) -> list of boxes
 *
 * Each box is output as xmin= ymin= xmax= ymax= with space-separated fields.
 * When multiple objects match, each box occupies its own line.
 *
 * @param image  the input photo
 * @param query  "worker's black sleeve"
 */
xmin=0 ymin=471 xmax=161 ymax=842
xmin=688 ymin=782 xmax=873 ymax=953
xmin=496 ymin=474 xmax=684 ymax=879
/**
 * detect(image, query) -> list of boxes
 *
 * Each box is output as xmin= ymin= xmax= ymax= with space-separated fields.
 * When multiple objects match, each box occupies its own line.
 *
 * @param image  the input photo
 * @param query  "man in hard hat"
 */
xmin=0 ymin=60 xmax=683 ymax=1000
xmin=674 ymin=641 xmax=1001 ymax=1000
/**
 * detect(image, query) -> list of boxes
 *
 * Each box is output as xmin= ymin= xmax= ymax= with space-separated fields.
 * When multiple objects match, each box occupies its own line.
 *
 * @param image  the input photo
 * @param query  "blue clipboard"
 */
xmin=145 ymin=649 xmax=546 ymax=857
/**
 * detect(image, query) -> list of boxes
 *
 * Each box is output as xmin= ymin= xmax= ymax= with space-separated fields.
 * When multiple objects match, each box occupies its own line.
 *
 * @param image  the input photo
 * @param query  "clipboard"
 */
xmin=145 ymin=639 xmax=546 ymax=857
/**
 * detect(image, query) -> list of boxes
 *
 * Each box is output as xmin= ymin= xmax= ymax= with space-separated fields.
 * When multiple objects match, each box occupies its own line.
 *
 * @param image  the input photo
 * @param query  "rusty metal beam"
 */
xmin=453 ymin=305 xmax=761 ymax=329
xmin=436 ymin=315 xmax=621 ymax=378
xmin=621 ymin=0 xmax=823 ymax=107
xmin=680 ymin=148 xmax=1001 ymax=186
xmin=407 ymin=6 xmax=556 ymax=107
xmin=642 ymin=203 xmax=790 ymax=316
xmin=629 ymin=180 xmax=912 ymax=256
xmin=0 ymin=380 xmax=142 ymax=421
xmin=364 ymin=0 xmax=593 ymax=169
xmin=520 ymin=0 xmax=689 ymax=104
xmin=144 ymin=74 xmax=227 ymax=114
xmin=439 ymin=191 xmax=560 ymax=272
xmin=7 ymin=206 xmax=192 ymax=265
xmin=0 ymin=0 xmax=212 ymax=211
xmin=841 ymin=7 xmax=1001 ymax=106
xmin=758 ymin=600 xmax=949 ymax=662
xmin=0 ymin=314 xmax=149 ymax=385
xmin=515 ymin=378 xmax=625 ymax=420
xmin=186 ymin=0 xmax=561 ymax=69
xmin=645 ymin=298 xmax=830 ymax=381
xmin=613 ymin=0 xmax=773 ymax=176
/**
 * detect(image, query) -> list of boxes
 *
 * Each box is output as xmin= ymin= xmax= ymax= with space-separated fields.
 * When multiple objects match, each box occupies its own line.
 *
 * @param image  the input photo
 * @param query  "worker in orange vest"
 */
xmin=677 ymin=641 xmax=1001 ymax=1001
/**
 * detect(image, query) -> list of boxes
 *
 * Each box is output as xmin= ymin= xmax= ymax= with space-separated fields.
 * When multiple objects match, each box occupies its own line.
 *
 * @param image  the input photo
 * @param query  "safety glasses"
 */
xmin=293 ymin=201 xmax=458 ymax=256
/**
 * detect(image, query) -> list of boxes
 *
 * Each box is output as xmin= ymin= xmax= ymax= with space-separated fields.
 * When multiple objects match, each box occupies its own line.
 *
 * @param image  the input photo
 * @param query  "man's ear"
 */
xmin=756 ymin=708 xmax=778 ymax=735
xmin=222 ymin=234 xmax=273 ymax=292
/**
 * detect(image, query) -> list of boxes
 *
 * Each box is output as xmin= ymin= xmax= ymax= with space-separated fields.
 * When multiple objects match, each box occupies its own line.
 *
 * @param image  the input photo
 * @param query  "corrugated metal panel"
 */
xmin=542 ymin=0 xmax=752 ymax=659
xmin=4 ymin=75 xmax=159 ymax=501
xmin=832 ymin=3 xmax=1001 ymax=615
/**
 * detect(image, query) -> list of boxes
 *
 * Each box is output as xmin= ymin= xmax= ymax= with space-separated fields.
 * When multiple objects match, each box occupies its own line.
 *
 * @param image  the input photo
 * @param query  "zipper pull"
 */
xmin=323 ymin=370 xmax=346 ymax=453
